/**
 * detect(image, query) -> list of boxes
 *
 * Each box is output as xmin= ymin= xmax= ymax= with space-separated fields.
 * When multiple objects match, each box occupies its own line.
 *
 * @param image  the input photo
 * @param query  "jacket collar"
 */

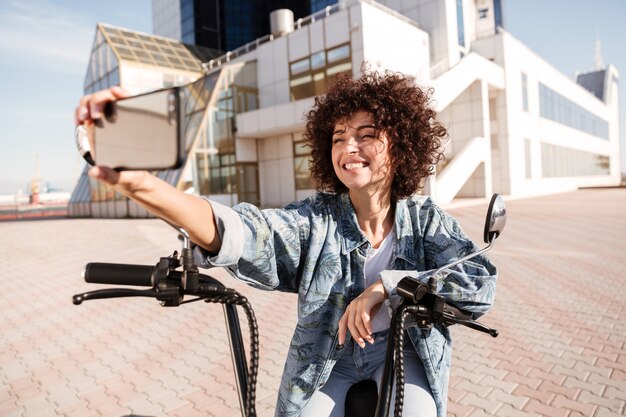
xmin=338 ymin=193 xmax=368 ymax=255
xmin=337 ymin=193 xmax=417 ymax=265
xmin=393 ymin=197 xmax=417 ymax=267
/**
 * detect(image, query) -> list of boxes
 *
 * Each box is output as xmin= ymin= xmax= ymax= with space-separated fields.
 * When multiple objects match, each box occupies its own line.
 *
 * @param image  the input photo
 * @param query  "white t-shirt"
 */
xmin=364 ymin=227 xmax=395 ymax=333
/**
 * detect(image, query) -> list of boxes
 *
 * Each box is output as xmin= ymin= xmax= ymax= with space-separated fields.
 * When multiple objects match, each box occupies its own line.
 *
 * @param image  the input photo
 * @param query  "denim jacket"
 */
xmin=194 ymin=192 xmax=497 ymax=417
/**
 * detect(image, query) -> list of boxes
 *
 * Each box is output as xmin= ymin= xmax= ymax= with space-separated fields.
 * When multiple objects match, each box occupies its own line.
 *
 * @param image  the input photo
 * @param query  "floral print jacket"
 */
xmin=194 ymin=192 xmax=497 ymax=417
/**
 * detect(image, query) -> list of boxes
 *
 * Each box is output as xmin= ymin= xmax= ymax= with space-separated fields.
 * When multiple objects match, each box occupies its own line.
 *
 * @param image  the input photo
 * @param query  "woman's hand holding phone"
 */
xmin=74 ymin=86 xmax=149 ymax=192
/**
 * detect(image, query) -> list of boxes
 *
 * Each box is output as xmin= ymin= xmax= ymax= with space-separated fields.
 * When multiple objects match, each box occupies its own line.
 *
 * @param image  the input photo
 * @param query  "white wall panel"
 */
xmin=274 ymin=80 xmax=290 ymax=104
xmin=309 ymin=21 xmax=325 ymax=53
xmin=257 ymin=107 xmax=276 ymax=132
xmin=324 ymin=9 xmax=350 ymax=48
xmin=257 ymin=43 xmax=274 ymax=88
xmin=288 ymin=28 xmax=310 ymax=61
xmin=272 ymin=37 xmax=289 ymax=82
xmin=277 ymin=134 xmax=293 ymax=159
xmin=235 ymin=138 xmax=257 ymax=162
xmin=237 ymin=111 xmax=259 ymax=135
xmin=259 ymin=136 xmax=279 ymax=161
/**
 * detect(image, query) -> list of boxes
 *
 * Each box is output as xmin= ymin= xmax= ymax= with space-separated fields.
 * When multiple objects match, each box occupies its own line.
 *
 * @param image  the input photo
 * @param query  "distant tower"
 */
xmin=30 ymin=154 xmax=41 ymax=205
xmin=593 ymin=32 xmax=605 ymax=70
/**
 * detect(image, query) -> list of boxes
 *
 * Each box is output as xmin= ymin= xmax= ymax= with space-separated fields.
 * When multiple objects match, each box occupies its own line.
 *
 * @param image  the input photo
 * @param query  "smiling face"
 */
xmin=331 ymin=110 xmax=394 ymax=198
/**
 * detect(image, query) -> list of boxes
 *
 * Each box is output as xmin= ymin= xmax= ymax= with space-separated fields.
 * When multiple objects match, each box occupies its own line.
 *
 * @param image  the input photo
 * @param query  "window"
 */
xmin=196 ymin=152 xmax=237 ymax=195
xmin=539 ymin=83 xmax=609 ymax=139
xmin=289 ymin=43 xmax=352 ymax=101
xmin=237 ymin=163 xmax=260 ymax=206
xmin=521 ymin=72 xmax=528 ymax=112
xmin=541 ymin=143 xmax=610 ymax=177
xmin=293 ymin=139 xmax=315 ymax=190
xmin=456 ymin=0 xmax=465 ymax=46
xmin=494 ymin=0 xmax=503 ymax=28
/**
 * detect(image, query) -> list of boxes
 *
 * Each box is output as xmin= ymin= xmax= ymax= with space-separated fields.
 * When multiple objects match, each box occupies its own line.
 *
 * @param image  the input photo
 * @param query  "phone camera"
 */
xmin=104 ymin=102 xmax=118 ymax=123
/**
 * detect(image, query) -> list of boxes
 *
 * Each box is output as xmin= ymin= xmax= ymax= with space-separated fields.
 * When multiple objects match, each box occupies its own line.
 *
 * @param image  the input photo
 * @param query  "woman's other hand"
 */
xmin=338 ymin=279 xmax=387 ymax=348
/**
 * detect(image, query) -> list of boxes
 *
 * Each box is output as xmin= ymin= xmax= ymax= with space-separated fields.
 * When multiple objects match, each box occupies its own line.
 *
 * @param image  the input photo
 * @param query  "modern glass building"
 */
xmin=71 ymin=0 xmax=620 ymax=217
xmin=153 ymin=0 xmax=313 ymax=52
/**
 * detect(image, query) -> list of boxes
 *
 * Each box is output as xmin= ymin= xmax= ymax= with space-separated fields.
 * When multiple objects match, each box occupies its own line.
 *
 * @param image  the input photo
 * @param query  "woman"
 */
xmin=76 ymin=70 xmax=497 ymax=417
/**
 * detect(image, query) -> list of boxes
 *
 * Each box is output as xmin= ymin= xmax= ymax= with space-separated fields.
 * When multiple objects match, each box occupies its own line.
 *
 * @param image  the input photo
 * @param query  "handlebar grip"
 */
xmin=83 ymin=262 xmax=155 ymax=286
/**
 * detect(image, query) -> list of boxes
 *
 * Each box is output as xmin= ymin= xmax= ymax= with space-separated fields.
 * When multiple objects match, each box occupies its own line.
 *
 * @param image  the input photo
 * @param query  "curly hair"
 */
xmin=304 ymin=69 xmax=447 ymax=201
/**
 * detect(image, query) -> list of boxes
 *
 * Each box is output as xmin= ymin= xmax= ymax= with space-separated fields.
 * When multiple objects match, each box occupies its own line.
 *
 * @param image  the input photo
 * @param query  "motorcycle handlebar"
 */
xmin=83 ymin=262 xmax=155 ymax=287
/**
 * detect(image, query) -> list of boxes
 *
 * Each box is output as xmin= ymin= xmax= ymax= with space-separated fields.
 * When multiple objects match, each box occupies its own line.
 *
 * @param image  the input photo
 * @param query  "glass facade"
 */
xmin=456 ymin=0 xmax=465 ymax=47
xmin=541 ymin=143 xmax=610 ymax=178
xmin=181 ymin=0 xmax=196 ymax=44
xmin=162 ymin=0 xmax=312 ymax=52
xmin=84 ymin=23 xmax=221 ymax=96
xmin=84 ymin=29 xmax=119 ymax=94
xmin=290 ymin=43 xmax=352 ymax=100
xmin=193 ymin=63 xmax=260 ymax=204
xmin=493 ymin=0 xmax=503 ymax=28
xmin=153 ymin=0 xmax=182 ymax=40
xmin=222 ymin=0 xmax=256 ymax=52
xmin=310 ymin=0 xmax=337 ymax=13
xmin=539 ymin=83 xmax=609 ymax=139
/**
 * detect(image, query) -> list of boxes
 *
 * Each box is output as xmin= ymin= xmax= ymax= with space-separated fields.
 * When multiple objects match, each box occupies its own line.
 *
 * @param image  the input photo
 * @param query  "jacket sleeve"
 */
xmin=193 ymin=198 xmax=305 ymax=293
xmin=380 ymin=202 xmax=497 ymax=318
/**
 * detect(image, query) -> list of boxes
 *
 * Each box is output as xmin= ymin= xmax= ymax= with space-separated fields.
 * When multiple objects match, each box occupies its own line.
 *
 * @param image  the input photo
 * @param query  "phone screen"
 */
xmin=91 ymin=88 xmax=182 ymax=170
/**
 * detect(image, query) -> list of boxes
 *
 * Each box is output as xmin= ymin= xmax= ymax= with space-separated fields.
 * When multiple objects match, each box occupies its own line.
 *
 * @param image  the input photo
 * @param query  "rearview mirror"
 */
xmin=483 ymin=194 xmax=507 ymax=244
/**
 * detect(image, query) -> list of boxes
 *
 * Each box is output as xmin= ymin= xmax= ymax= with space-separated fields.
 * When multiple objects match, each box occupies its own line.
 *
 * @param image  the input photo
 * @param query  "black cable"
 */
xmin=393 ymin=304 xmax=420 ymax=417
xmin=204 ymin=291 xmax=259 ymax=417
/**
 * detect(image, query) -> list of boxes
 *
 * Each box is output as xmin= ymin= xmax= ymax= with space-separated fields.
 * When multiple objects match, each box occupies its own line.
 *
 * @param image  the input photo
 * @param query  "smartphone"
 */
xmin=76 ymin=87 xmax=183 ymax=170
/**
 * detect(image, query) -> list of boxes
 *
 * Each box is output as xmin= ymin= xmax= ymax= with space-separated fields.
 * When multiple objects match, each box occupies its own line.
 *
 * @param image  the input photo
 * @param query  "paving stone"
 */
xmin=495 ymin=404 xmax=542 ymax=417
xmin=595 ymin=408 xmax=626 ymax=417
xmin=526 ymin=368 xmax=567 ymax=386
xmin=578 ymin=390 xmax=624 ymax=414
xmin=477 ymin=375 xmax=517 ymax=394
xmin=604 ymin=386 xmax=626 ymax=402
xmin=513 ymin=384 xmax=554 ymax=405
xmin=458 ymin=393 xmax=500 ymax=415
xmin=487 ymin=387 xmax=529 ymax=409
xmin=453 ymin=380 xmax=493 ymax=398
xmin=524 ymin=399 xmax=569 ymax=417
xmin=537 ymin=379 xmax=580 ymax=399
xmin=587 ymin=373 xmax=626 ymax=392
xmin=562 ymin=375 xmax=605 ymax=396
xmin=447 ymin=400 xmax=474 ymax=417
xmin=551 ymin=394 xmax=598 ymax=416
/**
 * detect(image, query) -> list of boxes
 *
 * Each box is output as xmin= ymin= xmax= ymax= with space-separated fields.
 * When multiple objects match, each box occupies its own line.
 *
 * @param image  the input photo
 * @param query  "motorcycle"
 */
xmin=73 ymin=194 xmax=506 ymax=417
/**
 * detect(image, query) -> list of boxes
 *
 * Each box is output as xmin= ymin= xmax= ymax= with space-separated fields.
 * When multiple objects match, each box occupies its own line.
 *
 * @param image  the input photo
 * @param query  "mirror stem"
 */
xmin=432 ymin=240 xmax=495 ymax=280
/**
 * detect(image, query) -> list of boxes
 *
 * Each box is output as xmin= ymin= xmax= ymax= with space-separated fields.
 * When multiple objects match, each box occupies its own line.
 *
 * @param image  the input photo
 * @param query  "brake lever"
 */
xmin=72 ymin=288 xmax=159 ymax=305
xmin=440 ymin=304 xmax=498 ymax=336
xmin=444 ymin=313 xmax=499 ymax=337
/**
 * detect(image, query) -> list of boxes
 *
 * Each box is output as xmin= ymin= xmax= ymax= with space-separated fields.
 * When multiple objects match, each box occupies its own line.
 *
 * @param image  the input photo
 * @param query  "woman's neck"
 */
xmin=349 ymin=190 xmax=395 ymax=248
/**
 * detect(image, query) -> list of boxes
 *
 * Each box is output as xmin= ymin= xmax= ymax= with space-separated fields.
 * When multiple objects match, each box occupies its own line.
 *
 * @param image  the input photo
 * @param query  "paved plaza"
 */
xmin=1 ymin=188 xmax=625 ymax=417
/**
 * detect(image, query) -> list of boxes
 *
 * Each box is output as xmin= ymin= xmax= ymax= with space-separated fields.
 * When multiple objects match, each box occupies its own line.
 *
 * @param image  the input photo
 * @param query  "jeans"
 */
xmin=300 ymin=329 xmax=437 ymax=417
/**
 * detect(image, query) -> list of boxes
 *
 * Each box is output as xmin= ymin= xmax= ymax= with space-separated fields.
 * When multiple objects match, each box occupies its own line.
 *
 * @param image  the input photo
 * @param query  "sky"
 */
xmin=0 ymin=0 xmax=624 ymax=195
